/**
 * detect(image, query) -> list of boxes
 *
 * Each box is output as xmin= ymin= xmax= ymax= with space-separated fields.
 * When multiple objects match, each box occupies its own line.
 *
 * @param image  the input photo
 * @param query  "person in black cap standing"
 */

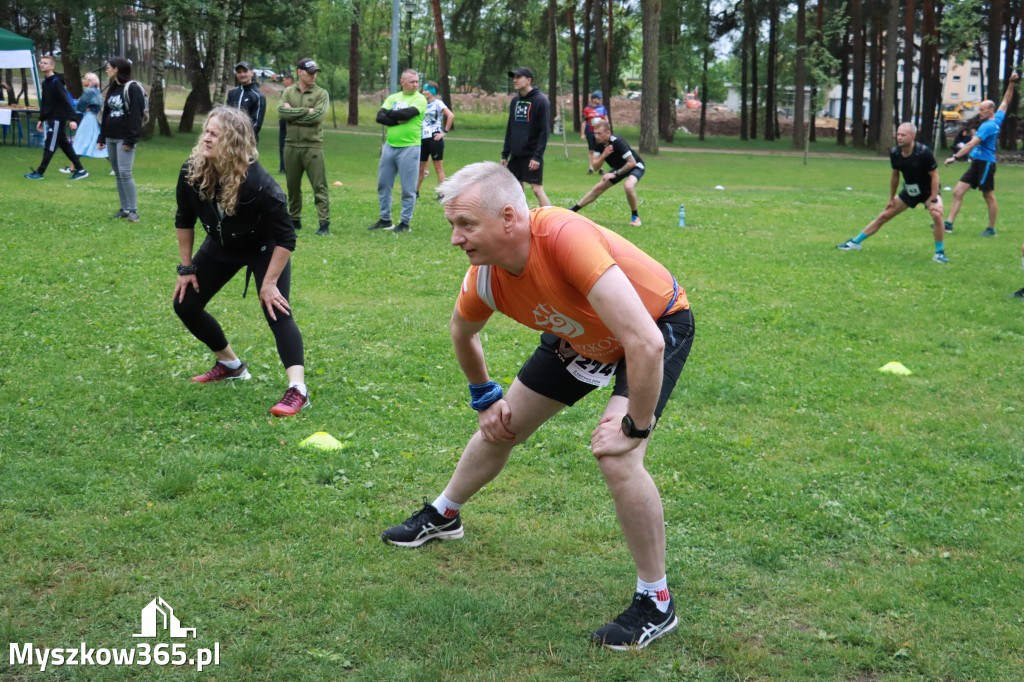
xmin=226 ymin=62 xmax=267 ymax=142
xmin=278 ymin=58 xmax=330 ymax=236
xmin=501 ymin=66 xmax=550 ymax=207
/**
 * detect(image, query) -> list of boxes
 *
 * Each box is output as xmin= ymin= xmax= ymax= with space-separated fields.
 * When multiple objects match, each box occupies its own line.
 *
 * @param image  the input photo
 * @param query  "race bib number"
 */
xmin=552 ymin=338 xmax=617 ymax=386
xmin=904 ymin=183 xmax=921 ymax=197
xmin=566 ymin=355 xmax=618 ymax=386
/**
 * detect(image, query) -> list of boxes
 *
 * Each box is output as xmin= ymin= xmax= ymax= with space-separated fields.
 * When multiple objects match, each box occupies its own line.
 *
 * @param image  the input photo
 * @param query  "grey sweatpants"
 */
xmin=377 ymin=143 xmax=419 ymax=224
xmin=106 ymin=139 xmax=138 ymax=213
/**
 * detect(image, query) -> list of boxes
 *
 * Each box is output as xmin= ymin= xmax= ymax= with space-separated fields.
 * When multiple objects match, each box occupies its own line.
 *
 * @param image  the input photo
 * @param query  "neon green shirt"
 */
xmin=382 ymin=90 xmax=427 ymax=148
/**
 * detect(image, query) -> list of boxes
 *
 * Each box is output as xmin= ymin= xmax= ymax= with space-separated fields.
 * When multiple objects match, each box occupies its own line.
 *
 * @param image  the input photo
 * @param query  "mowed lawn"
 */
xmin=2 ymin=123 xmax=1023 ymax=681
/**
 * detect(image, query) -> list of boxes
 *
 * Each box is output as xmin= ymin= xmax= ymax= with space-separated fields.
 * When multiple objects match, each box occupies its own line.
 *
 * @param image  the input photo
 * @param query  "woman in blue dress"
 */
xmin=72 ymin=73 xmax=107 ymax=159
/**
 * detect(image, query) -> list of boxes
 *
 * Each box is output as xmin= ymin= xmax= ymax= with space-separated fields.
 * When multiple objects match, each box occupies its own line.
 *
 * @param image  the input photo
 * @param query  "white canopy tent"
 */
xmin=0 ymin=27 xmax=41 ymax=109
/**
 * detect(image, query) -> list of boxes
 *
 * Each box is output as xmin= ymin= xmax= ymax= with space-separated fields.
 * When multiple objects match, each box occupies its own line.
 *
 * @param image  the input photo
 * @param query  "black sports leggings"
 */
xmin=173 ymin=241 xmax=304 ymax=368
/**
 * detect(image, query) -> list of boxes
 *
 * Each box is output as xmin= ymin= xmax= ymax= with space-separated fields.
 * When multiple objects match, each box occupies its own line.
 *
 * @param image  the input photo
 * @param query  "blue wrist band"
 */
xmin=469 ymin=381 xmax=503 ymax=411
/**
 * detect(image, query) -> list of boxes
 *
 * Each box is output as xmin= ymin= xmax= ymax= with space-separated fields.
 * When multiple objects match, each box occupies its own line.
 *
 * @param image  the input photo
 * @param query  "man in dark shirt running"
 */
xmin=837 ymin=122 xmax=949 ymax=263
xmin=569 ymin=120 xmax=646 ymax=227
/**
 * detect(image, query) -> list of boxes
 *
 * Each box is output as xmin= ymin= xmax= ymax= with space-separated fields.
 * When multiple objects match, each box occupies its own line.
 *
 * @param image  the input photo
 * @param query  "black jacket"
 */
xmin=226 ymin=82 xmax=267 ymax=137
xmin=39 ymin=73 xmax=77 ymax=123
xmin=99 ymin=81 xmax=145 ymax=147
xmin=175 ymin=160 xmax=296 ymax=254
xmin=502 ymin=87 xmax=550 ymax=162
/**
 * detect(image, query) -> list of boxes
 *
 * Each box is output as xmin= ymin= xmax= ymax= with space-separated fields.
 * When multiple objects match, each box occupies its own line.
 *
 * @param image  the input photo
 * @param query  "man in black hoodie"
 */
xmin=501 ymin=67 xmax=550 ymax=206
xmin=226 ymin=62 xmax=267 ymax=141
xmin=25 ymin=55 xmax=88 ymax=180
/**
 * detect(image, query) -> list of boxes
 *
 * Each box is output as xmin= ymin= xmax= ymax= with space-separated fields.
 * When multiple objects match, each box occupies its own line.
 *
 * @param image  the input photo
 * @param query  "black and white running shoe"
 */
xmin=381 ymin=500 xmax=464 ymax=547
xmin=591 ymin=592 xmax=678 ymax=651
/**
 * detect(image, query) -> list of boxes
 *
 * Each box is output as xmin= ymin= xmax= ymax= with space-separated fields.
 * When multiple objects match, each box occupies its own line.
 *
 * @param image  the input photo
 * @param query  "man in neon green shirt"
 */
xmin=368 ymin=69 xmax=427 ymax=234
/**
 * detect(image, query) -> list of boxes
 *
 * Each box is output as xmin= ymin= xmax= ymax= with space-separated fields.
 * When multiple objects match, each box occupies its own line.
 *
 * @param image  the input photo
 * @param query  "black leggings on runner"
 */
xmin=173 ymin=242 xmax=304 ymax=368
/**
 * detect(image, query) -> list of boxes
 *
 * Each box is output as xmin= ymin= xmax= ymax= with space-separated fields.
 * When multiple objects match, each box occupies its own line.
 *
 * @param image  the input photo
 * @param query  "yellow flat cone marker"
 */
xmin=299 ymin=432 xmax=343 ymax=451
xmin=879 ymin=361 xmax=912 ymax=376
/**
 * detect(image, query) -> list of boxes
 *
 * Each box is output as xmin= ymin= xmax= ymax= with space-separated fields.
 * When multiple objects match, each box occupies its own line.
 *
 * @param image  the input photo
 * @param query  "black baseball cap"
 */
xmin=297 ymin=58 xmax=320 ymax=74
xmin=508 ymin=67 xmax=534 ymax=80
xmin=234 ymin=61 xmax=252 ymax=71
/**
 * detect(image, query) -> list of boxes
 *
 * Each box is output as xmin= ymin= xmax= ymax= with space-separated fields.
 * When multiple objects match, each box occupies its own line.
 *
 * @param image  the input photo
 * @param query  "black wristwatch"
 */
xmin=177 ymin=263 xmax=198 ymax=275
xmin=621 ymin=413 xmax=653 ymax=439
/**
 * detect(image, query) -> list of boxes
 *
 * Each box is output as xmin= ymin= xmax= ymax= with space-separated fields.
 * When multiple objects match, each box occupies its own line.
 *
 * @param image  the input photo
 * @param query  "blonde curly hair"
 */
xmin=185 ymin=106 xmax=258 ymax=216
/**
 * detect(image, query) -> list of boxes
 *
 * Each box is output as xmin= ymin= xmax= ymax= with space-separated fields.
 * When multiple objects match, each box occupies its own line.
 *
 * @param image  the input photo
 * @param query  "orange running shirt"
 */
xmin=456 ymin=207 xmax=688 ymax=363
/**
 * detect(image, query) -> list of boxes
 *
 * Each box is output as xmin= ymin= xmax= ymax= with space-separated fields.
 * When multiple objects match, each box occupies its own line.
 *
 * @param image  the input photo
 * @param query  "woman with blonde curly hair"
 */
xmin=173 ymin=106 xmax=310 ymax=417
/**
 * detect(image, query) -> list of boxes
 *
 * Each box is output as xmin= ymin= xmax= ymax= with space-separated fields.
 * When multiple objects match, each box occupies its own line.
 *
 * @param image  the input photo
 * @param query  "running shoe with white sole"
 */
xmin=381 ymin=500 xmax=464 ymax=547
xmin=591 ymin=592 xmax=678 ymax=651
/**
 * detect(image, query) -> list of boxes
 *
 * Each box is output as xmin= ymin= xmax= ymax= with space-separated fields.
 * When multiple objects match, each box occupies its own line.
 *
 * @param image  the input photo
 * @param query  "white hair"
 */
xmin=437 ymin=162 xmax=529 ymax=218
xmin=898 ymin=121 xmax=917 ymax=135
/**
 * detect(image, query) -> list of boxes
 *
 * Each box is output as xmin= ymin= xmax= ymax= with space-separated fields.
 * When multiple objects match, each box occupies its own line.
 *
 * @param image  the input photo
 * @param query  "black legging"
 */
xmin=37 ymin=120 xmax=82 ymax=173
xmin=173 ymin=240 xmax=304 ymax=368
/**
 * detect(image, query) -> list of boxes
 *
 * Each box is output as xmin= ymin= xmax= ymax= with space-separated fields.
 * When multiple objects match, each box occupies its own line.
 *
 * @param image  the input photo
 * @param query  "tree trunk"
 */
xmin=740 ymin=0 xmax=749 ymax=141
xmin=179 ymin=29 xmax=215 ymax=134
xmin=429 ymin=0 xmax=452 ymax=110
xmin=568 ymin=3 xmax=581 ymax=133
xmin=698 ymin=0 xmax=710 ymax=141
xmin=988 ymin=0 xmax=1003 ymax=109
xmin=810 ymin=0 xmax=824 ymax=142
xmin=144 ymin=4 xmax=173 ymax=138
xmin=747 ymin=0 xmax=757 ymax=139
xmin=53 ymin=10 xmax=82 ymax=98
xmin=867 ymin=1 xmax=883 ymax=149
xmin=211 ymin=0 xmax=230 ymax=105
xmin=605 ymin=0 xmax=613 ymax=126
xmin=639 ymin=0 xmax=660 ymax=153
xmin=878 ymin=0 xmax=899 ymax=154
xmin=594 ymin=0 xmax=612 ymax=128
xmin=901 ymin=0 xmax=916 ymax=124
xmin=850 ymin=0 xmax=865 ymax=147
xmin=792 ymin=0 xmax=806 ymax=148
xmin=837 ymin=24 xmax=850 ymax=145
xmin=582 ymin=0 xmax=593 ymax=99
xmin=548 ymin=0 xmax=558 ymax=132
xmin=918 ymin=0 xmax=937 ymax=145
xmin=764 ymin=0 xmax=777 ymax=141
xmin=348 ymin=9 xmax=360 ymax=126
xmin=657 ymin=0 xmax=678 ymax=142
xmin=1001 ymin=5 xmax=1019 ymax=150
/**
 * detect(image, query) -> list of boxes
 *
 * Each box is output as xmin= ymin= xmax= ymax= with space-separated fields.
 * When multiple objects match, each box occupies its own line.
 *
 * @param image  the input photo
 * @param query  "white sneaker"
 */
xmin=836 ymin=240 xmax=862 ymax=251
xmin=58 ymin=167 xmax=72 ymax=174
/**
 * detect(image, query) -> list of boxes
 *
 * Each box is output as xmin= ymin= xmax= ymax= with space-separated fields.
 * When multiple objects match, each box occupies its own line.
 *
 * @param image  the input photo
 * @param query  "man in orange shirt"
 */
xmin=381 ymin=161 xmax=695 ymax=651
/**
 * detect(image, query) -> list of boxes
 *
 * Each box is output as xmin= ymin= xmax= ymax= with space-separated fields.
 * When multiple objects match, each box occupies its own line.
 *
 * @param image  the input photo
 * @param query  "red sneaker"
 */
xmin=270 ymin=387 xmax=309 ymax=417
xmin=191 ymin=361 xmax=251 ymax=383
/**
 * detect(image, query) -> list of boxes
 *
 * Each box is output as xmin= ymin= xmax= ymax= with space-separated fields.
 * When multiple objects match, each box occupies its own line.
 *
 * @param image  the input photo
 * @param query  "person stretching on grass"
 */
xmin=173 ymin=106 xmax=310 ymax=417
xmin=381 ymin=162 xmax=695 ymax=651
xmin=943 ymin=72 xmax=1019 ymax=237
xmin=569 ymin=119 xmax=646 ymax=227
xmin=837 ymin=122 xmax=949 ymax=263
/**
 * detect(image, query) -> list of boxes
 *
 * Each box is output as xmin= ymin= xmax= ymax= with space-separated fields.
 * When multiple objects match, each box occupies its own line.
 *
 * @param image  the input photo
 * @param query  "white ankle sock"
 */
xmin=289 ymin=382 xmax=308 ymax=397
xmin=432 ymin=493 xmax=463 ymax=519
xmin=638 ymin=576 xmax=671 ymax=613
xmin=220 ymin=358 xmax=242 ymax=369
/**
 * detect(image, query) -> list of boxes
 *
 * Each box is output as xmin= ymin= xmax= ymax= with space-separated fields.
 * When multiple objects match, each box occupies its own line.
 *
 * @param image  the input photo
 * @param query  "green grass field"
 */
xmin=2 ymin=122 xmax=1023 ymax=680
